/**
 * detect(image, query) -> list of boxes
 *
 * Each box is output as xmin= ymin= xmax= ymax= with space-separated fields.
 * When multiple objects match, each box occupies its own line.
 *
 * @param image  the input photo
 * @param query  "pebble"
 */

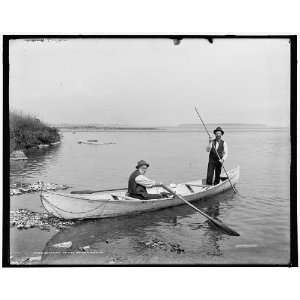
xmin=108 ymin=257 xmax=123 ymax=264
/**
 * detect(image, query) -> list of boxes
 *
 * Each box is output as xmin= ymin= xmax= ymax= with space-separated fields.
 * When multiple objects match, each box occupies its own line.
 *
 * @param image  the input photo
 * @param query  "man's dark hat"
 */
xmin=136 ymin=160 xmax=150 ymax=169
xmin=213 ymin=126 xmax=224 ymax=135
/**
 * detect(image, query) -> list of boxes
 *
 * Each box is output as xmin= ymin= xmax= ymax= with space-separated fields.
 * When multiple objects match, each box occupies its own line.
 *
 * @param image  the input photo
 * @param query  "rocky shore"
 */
xmin=139 ymin=238 xmax=185 ymax=254
xmin=10 ymin=150 xmax=28 ymax=160
xmin=10 ymin=209 xmax=76 ymax=231
xmin=10 ymin=181 xmax=70 ymax=196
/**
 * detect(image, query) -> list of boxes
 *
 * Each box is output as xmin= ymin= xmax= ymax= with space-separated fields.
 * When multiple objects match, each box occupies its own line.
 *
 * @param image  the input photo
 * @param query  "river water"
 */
xmin=9 ymin=127 xmax=291 ymax=265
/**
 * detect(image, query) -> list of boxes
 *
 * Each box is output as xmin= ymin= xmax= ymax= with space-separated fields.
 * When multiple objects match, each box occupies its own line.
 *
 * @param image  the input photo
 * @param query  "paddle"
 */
xmin=71 ymin=187 xmax=127 ymax=194
xmin=161 ymin=184 xmax=240 ymax=236
xmin=194 ymin=106 xmax=237 ymax=193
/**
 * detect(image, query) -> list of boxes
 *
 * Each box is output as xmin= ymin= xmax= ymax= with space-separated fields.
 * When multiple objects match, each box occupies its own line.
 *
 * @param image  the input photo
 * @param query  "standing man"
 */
xmin=128 ymin=160 xmax=168 ymax=200
xmin=206 ymin=127 xmax=228 ymax=185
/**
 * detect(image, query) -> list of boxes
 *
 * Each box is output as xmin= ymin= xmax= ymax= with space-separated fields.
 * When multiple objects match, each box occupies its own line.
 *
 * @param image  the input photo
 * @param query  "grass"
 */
xmin=10 ymin=110 xmax=60 ymax=152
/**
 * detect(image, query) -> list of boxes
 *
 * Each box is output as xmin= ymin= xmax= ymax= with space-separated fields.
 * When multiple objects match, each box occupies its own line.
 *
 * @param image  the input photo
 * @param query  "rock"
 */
xmin=108 ymin=257 xmax=122 ymax=264
xmin=10 ymin=150 xmax=28 ymax=160
xmin=79 ymin=245 xmax=90 ymax=252
xmin=140 ymin=239 xmax=184 ymax=254
xmin=29 ymin=256 xmax=42 ymax=262
xmin=52 ymin=241 xmax=73 ymax=248
xmin=108 ymin=260 xmax=116 ymax=264
xmin=10 ymin=189 xmax=22 ymax=196
xmin=37 ymin=144 xmax=49 ymax=149
xmin=169 ymin=243 xmax=184 ymax=253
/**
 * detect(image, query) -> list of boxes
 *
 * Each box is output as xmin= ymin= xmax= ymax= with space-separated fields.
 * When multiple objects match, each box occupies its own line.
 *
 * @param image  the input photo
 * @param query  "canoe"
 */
xmin=50 ymin=141 xmax=61 ymax=146
xmin=77 ymin=140 xmax=115 ymax=145
xmin=37 ymin=144 xmax=50 ymax=149
xmin=41 ymin=166 xmax=240 ymax=220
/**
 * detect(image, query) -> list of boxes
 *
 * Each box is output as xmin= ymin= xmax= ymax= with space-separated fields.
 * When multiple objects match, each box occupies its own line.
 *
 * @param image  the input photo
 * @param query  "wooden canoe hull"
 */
xmin=41 ymin=166 xmax=240 ymax=220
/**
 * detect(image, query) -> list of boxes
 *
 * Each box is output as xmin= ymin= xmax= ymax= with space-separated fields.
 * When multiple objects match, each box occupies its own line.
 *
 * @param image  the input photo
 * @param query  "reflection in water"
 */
xmin=10 ymin=145 xmax=62 ymax=183
xmin=41 ymin=193 xmax=234 ymax=264
xmin=204 ymin=202 xmax=223 ymax=256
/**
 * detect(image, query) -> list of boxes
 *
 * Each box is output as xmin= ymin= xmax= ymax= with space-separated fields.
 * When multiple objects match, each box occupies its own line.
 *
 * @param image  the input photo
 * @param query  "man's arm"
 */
xmin=135 ymin=175 xmax=156 ymax=188
xmin=222 ymin=141 xmax=228 ymax=161
xmin=206 ymin=136 xmax=214 ymax=152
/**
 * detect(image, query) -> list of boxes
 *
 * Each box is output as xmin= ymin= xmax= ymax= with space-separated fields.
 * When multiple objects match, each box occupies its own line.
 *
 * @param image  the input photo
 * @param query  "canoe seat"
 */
xmin=111 ymin=194 xmax=120 ymax=200
xmin=185 ymin=184 xmax=194 ymax=193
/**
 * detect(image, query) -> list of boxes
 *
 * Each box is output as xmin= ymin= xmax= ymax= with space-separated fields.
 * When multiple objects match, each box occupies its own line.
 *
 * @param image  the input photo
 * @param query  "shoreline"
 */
xmin=59 ymin=127 xmax=289 ymax=133
xmin=10 ymin=141 xmax=61 ymax=160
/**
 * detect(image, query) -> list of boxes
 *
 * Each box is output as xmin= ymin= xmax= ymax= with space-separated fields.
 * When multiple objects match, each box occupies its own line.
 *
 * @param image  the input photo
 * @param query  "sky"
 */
xmin=9 ymin=38 xmax=290 ymax=127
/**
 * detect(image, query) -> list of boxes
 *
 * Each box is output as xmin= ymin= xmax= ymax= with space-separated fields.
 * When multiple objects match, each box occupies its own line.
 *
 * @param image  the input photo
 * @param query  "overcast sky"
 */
xmin=9 ymin=38 xmax=290 ymax=127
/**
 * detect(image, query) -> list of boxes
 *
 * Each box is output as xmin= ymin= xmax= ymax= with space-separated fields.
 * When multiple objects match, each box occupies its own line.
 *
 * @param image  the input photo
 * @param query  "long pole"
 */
xmin=161 ymin=184 xmax=239 ymax=236
xmin=194 ymin=106 xmax=237 ymax=193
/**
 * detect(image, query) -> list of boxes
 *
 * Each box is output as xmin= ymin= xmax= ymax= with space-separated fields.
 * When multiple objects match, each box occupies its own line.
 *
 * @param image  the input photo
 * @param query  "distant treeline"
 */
xmin=10 ymin=111 xmax=60 ymax=152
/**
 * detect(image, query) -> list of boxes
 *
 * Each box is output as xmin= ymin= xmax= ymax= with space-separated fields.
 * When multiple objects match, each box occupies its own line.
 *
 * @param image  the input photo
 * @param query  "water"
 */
xmin=9 ymin=128 xmax=290 ymax=264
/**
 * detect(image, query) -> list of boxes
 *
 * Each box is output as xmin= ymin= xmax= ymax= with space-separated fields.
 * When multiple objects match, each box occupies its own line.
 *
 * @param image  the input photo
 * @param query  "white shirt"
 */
xmin=135 ymin=175 xmax=156 ymax=188
xmin=206 ymin=140 xmax=228 ymax=161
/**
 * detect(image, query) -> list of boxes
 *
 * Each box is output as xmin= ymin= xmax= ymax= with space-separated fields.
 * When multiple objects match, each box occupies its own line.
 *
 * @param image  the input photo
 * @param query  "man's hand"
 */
xmin=219 ymin=159 xmax=224 ymax=164
xmin=209 ymin=136 xmax=214 ymax=142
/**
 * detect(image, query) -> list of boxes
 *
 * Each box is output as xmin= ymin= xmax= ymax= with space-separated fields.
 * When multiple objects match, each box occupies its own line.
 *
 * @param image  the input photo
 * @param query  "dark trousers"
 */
xmin=128 ymin=192 xmax=164 ymax=200
xmin=206 ymin=159 xmax=222 ymax=185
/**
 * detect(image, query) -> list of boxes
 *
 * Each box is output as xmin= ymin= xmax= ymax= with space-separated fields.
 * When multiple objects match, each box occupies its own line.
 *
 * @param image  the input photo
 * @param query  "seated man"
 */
xmin=128 ymin=160 xmax=168 ymax=200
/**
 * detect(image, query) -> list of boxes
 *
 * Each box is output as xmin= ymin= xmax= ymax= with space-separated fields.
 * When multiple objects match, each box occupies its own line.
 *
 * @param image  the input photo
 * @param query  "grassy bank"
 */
xmin=10 ymin=111 xmax=60 ymax=152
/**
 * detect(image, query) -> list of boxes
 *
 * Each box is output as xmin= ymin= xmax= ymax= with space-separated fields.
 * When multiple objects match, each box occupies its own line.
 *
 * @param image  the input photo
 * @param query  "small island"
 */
xmin=10 ymin=111 xmax=61 ymax=159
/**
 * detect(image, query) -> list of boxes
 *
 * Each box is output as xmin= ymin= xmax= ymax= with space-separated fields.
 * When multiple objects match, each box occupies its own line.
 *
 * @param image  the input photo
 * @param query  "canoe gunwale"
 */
xmin=41 ymin=166 xmax=240 ymax=219
xmin=43 ymin=166 xmax=240 ymax=204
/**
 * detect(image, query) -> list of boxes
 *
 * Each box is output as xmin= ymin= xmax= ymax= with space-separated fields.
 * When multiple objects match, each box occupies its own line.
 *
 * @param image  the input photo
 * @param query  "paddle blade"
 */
xmin=160 ymin=184 xmax=240 ymax=237
xmin=209 ymin=217 xmax=240 ymax=236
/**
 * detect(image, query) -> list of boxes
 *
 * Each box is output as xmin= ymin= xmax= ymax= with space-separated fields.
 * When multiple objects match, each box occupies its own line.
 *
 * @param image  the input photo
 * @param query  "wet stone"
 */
xmin=139 ymin=239 xmax=185 ymax=254
xmin=78 ymin=245 xmax=90 ymax=252
xmin=10 ymin=256 xmax=42 ymax=265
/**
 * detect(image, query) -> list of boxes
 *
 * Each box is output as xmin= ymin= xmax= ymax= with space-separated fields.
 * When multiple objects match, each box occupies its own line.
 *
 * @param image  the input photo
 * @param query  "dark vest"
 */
xmin=209 ymin=139 xmax=224 ymax=162
xmin=128 ymin=170 xmax=147 ymax=198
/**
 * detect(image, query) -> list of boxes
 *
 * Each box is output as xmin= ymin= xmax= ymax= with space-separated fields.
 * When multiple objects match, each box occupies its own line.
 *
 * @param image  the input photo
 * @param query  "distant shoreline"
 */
xmin=55 ymin=123 xmax=288 ymax=132
xmin=59 ymin=126 xmax=288 ymax=133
